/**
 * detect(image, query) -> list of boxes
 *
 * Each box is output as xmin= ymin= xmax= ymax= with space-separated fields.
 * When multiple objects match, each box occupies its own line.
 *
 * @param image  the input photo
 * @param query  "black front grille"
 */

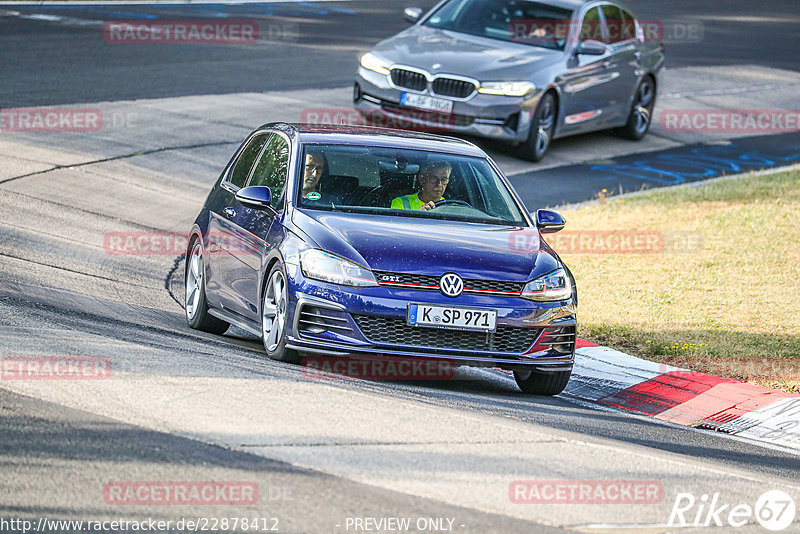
xmin=390 ymin=69 xmax=427 ymax=91
xmin=354 ymin=315 xmax=541 ymax=354
xmin=373 ymin=271 xmax=524 ymax=296
xmin=432 ymin=77 xmax=476 ymax=99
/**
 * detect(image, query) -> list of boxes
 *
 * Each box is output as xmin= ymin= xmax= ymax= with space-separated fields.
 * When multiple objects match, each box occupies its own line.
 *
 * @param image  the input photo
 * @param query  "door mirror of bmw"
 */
xmin=403 ymin=7 xmax=423 ymax=23
xmin=535 ymin=209 xmax=566 ymax=233
xmin=235 ymin=186 xmax=275 ymax=213
xmin=576 ymin=40 xmax=607 ymax=56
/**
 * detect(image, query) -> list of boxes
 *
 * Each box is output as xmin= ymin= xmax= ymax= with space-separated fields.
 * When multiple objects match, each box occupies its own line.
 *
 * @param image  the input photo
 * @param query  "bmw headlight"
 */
xmin=300 ymin=249 xmax=378 ymax=287
xmin=478 ymin=81 xmax=535 ymax=97
xmin=521 ymin=268 xmax=571 ymax=301
xmin=360 ymin=52 xmax=391 ymax=75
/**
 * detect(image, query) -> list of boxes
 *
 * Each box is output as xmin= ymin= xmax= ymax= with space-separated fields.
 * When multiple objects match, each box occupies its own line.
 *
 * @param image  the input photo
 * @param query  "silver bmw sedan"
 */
xmin=354 ymin=0 xmax=665 ymax=161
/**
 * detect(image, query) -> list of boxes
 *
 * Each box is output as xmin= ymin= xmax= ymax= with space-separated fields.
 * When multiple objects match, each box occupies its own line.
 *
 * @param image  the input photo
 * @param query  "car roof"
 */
xmin=256 ymin=123 xmax=488 ymax=158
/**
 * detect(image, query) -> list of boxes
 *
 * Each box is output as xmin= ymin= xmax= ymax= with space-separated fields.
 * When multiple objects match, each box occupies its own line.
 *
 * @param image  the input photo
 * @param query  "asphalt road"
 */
xmin=1 ymin=1 xmax=800 ymax=532
xmin=0 ymin=0 xmax=798 ymax=107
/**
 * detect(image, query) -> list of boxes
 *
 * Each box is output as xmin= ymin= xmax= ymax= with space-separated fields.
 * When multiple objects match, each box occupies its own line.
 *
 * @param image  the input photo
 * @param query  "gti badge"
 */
xmin=439 ymin=273 xmax=464 ymax=297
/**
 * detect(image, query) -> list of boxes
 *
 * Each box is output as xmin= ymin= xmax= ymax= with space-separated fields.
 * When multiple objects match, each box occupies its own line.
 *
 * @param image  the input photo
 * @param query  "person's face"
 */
xmin=303 ymin=153 xmax=325 ymax=192
xmin=419 ymin=166 xmax=451 ymax=200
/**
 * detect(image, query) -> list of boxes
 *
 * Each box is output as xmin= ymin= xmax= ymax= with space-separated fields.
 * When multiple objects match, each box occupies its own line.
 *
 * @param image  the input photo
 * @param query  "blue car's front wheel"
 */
xmin=261 ymin=263 xmax=300 ymax=363
xmin=514 ymin=368 xmax=571 ymax=396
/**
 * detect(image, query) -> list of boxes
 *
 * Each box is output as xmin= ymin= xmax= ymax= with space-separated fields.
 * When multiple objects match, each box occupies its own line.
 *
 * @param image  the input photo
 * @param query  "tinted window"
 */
xmin=602 ymin=5 xmax=634 ymax=43
xmin=229 ymin=133 xmax=270 ymax=188
xmin=580 ymin=6 xmax=605 ymax=43
xmin=425 ymin=0 xmax=573 ymax=50
xmin=249 ymin=134 xmax=290 ymax=209
xmin=620 ymin=9 xmax=637 ymax=42
xmin=297 ymin=144 xmax=528 ymax=226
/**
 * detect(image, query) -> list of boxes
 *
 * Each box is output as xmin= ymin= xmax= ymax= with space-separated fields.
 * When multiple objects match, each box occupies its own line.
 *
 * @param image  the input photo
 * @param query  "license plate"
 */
xmin=401 ymin=92 xmax=454 ymax=113
xmin=408 ymin=304 xmax=497 ymax=332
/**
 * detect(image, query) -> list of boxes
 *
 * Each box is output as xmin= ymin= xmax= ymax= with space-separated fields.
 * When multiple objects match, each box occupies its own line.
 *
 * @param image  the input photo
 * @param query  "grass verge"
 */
xmin=556 ymin=167 xmax=800 ymax=393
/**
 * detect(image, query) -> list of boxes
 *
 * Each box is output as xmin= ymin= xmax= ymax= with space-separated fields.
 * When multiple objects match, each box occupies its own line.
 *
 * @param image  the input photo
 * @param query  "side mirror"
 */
xmin=404 ymin=7 xmax=423 ymax=23
xmin=235 ymin=186 xmax=274 ymax=212
xmin=576 ymin=40 xmax=607 ymax=56
xmin=536 ymin=209 xmax=566 ymax=233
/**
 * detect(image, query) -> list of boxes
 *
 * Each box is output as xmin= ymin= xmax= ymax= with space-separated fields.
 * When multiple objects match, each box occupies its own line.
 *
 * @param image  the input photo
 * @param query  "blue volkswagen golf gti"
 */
xmin=185 ymin=123 xmax=577 ymax=395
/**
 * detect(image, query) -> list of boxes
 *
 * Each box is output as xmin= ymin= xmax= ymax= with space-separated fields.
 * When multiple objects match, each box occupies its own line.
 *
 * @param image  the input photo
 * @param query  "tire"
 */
xmin=518 ymin=91 xmax=556 ymax=162
xmin=514 ymin=368 xmax=571 ymax=395
xmin=185 ymin=239 xmax=229 ymax=335
xmin=261 ymin=262 xmax=300 ymax=363
xmin=617 ymin=76 xmax=655 ymax=140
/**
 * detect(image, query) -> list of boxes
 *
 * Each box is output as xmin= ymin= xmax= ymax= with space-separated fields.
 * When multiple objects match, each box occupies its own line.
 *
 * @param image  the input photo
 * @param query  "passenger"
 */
xmin=390 ymin=160 xmax=452 ymax=211
xmin=301 ymin=150 xmax=338 ymax=205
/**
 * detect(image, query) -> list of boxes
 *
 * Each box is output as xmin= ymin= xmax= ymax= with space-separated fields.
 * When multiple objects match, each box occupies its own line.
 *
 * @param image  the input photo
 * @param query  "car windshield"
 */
xmin=296 ymin=144 xmax=528 ymax=226
xmin=424 ymin=0 xmax=573 ymax=50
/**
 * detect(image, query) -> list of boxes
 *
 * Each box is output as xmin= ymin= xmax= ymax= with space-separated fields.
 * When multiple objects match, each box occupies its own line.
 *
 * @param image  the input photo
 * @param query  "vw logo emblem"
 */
xmin=439 ymin=273 xmax=464 ymax=297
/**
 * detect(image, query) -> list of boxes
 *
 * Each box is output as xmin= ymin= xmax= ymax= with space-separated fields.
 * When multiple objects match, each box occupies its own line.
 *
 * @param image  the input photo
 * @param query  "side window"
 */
xmin=229 ymin=133 xmax=270 ymax=188
xmin=580 ymin=7 xmax=606 ymax=43
xmin=601 ymin=5 xmax=627 ymax=43
xmin=620 ymin=9 xmax=637 ymax=42
xmin=248 ymin=134 xmax=290 ymax=209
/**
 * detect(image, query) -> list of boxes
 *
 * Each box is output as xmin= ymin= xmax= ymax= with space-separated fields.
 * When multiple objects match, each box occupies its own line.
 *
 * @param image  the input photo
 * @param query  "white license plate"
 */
xmin=401 ymin=92 xmax=454 ymax=113
xmin=408 ymin=304 xmax=497 ymax=332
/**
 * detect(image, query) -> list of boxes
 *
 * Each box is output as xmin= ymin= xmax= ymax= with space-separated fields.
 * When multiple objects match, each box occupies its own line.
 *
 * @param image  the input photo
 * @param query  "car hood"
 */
xmin=372 ymin=25 xmax=563 ymax=80
xmin=293 ymin=209 xmax=560 ymax=282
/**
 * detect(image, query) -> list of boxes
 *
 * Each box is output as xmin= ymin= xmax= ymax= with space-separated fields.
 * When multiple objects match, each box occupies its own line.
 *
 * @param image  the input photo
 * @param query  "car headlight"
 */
xmin=521 ymin=268 xmax=571 ymax=301
xmin=478 ymin=81 xmax=535 ymax=97
xmin=360 ymin=52 xmax=391 ymax=75
xmin=300 ymin=249 xmax=378 ymax=287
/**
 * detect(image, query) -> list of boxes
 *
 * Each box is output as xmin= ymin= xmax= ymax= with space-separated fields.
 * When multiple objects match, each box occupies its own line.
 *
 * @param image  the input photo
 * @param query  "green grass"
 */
xmin=558 ymin=168 xmax=800 ymax=393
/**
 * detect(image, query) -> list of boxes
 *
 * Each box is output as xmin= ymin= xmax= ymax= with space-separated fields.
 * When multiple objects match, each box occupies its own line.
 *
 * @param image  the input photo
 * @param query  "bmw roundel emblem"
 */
xmin=439 ymin=273 xmax=464 ymax=297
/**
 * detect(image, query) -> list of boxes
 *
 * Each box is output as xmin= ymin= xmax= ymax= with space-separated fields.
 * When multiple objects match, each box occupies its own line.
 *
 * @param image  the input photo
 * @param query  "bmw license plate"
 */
xmin=401 ymin=92 xmax=454 ymax=113
xmin=408 ymin=304 xmax=497 ymax=332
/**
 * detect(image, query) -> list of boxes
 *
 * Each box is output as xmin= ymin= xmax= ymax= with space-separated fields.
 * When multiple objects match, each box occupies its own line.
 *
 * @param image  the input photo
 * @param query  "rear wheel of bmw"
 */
xmin=617 ymin=76 xmax=655 ymax=140
xmin=185 ymin=239 xmax=229 ymax=334
xmin=518 ymin=91 xmax=556 ymax=162
xmin=261 ymin=263 xmax=300 ymax=363
xmin=514 ymin=368 xmax=571 ymax=395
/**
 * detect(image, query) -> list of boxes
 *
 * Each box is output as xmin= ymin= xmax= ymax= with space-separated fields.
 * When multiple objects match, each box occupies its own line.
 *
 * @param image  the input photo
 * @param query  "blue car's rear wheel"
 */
xmin=185 ymin=239 xmax=229 ymax=335
xmin=262 ymin=263 xmax=300 ymax=363
xmin=514 ymin=368 xmax=571 ymax=395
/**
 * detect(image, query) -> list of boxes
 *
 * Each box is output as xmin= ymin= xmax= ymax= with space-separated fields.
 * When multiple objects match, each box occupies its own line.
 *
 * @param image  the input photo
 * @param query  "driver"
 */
xmin=390 ymin=160 xmax=452 ymax=211
xmin=301 ymin=149 xmax=339 ymax=205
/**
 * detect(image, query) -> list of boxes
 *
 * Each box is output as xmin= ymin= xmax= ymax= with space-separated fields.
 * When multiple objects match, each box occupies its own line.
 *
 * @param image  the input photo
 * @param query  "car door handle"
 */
xmin=223 ymin=207 xmax=236 ymax=218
